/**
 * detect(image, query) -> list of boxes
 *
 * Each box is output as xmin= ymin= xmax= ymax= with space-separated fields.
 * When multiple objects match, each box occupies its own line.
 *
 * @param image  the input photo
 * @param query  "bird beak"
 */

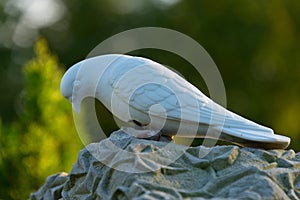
xmin=60 ymin=60 xmax=83 ymax=113
xmin=71 ymin=80 xmax=82 ymax=113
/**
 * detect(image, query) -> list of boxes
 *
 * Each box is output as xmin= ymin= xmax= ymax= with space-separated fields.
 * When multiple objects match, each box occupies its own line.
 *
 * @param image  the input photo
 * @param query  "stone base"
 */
xmin=31 ymin=129 xmax=300 ymax=200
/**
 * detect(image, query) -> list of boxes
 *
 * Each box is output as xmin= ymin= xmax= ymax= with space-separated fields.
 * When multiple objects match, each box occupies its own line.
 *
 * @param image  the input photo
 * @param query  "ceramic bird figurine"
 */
xmin=60 ymin=54 xmax=290 ymax=149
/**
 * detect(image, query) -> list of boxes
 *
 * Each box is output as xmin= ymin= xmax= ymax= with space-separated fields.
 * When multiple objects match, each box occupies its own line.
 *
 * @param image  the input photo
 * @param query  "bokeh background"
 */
xmin=1 ymin=0 xmax=300 ymax=199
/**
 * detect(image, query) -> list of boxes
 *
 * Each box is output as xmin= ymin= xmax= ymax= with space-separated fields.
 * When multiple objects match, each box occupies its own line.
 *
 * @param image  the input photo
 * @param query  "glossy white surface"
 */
xmin=60 ymin=54 xmax=290 ymax=148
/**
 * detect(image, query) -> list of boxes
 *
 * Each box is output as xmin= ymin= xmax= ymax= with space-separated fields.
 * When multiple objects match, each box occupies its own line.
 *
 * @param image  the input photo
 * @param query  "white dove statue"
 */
xmin=60 ymin=54 xmax=290 ymax=149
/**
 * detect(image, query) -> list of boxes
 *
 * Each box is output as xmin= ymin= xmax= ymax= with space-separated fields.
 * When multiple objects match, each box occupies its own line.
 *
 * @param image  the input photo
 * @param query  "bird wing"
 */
xmin=108 ymin=55 xmax=290 ymax=146
xmin=108 ymin=56 xmax=209 ymax=123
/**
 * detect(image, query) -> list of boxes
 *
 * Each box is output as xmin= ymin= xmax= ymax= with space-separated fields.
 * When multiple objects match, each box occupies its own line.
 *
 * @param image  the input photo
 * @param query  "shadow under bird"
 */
xmin=60 ymin=54 xmax=290 ymax=149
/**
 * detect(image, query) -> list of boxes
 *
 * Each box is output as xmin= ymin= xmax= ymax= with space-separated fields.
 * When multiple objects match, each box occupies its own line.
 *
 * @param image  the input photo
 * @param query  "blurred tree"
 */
xmin=0 ymin=0 xmax=299 ymax=184
xmin=0 ymin=38 xmax=82 ymax=199
xmin=0 ymin=1 xmax=299 ymax=199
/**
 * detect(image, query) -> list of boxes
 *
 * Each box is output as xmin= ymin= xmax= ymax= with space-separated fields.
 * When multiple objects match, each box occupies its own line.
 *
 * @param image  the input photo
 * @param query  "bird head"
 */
xmin=60 ymin=54 xmax=124 ymax=113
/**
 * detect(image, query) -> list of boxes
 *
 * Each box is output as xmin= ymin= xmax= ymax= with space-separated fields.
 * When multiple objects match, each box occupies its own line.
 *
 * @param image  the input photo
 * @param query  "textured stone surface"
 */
xmin=31 ymin=129 xmax=300 ymax=200
xmin=30 ymin=172 xmax=68 ymax=200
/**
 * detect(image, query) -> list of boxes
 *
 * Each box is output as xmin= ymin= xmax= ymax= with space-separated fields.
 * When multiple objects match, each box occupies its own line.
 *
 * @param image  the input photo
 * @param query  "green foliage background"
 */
xmin=0 ymin=0 xmax=300 ymax=199
xmin=0 ymin=39 xmax=82 ymax=199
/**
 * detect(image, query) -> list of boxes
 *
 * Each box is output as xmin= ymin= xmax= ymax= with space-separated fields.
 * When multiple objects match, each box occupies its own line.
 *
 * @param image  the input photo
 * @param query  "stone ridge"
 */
xmin=31 ymin=129 xmax=300 ymax=200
